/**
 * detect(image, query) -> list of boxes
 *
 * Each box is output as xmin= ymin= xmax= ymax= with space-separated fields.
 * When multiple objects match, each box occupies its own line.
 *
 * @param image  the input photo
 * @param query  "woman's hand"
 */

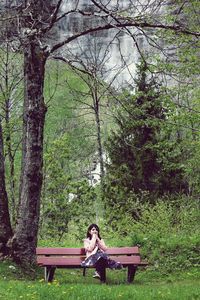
xmin=92 ymin=232 xmax=97 ymax=240
xmin=96 ymin=237 xmax=107 ymax=251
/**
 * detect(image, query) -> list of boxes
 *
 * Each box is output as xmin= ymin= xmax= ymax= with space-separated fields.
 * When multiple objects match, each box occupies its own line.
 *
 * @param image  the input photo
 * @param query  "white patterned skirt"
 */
xmin=81 ymin=250 xmax=122 ymax=269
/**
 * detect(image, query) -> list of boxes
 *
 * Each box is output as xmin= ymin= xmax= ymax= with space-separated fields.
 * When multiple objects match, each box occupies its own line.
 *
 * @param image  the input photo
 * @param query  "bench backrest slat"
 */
xmin=106 ymin=247 xmax=139 ymax=255
xmin=36 ymin=248 xmax=85 ymax=255
xmin=36 ymin=247 xmax=139 ymax=256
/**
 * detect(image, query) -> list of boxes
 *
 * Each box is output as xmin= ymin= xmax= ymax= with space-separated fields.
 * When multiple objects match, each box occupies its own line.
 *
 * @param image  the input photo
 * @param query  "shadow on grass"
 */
xmin=54 ymin=268 xmax=146 ymax=286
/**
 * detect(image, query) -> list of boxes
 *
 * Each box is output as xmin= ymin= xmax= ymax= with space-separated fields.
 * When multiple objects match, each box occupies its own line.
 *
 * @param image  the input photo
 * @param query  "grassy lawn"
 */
xmin=0 ymin=261 xmax=199 ymax=300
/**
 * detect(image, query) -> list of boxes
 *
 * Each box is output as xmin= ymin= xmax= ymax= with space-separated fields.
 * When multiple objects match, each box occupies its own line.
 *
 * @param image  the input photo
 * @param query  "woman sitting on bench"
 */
xmin=81 ymin=223 xmax=122 ymax=280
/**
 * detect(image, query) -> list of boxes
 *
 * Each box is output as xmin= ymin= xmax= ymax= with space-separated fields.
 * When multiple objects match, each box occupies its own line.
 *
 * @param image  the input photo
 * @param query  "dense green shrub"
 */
xmin=104 ymin=196 xmax=200 ymax=273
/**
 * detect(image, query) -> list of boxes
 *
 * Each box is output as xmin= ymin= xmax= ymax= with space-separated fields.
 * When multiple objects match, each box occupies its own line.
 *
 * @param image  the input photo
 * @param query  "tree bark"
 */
xmin=9 ymin=38 xmax=47 ymax=264
xmin=5 ymin=101 xmax=17 ymax=224
xmin=0 ymin=119 xmax=12 ymax=255
xmin=93 ymin=82 xmax=105 ymax=179
xmin=94 ymin=105 xmax=105 ymax=179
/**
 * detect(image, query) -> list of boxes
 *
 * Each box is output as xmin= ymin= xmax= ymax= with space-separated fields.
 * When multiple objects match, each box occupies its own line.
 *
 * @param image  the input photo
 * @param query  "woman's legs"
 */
xmin=95 ymin=257 xmax=107 ymax=282
xmin=107 ymin=258 xmax=122 ymax=269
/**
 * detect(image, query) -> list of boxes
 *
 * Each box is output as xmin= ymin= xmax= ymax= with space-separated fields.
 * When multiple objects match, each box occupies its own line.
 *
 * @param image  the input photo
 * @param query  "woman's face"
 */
xmin=90 ymin=227 xmax=98 ymax=236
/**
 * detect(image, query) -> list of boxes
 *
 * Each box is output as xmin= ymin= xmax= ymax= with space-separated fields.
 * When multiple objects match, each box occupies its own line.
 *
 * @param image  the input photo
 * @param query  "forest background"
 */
xmin=0 ymin=1 xmax=199 ymax=299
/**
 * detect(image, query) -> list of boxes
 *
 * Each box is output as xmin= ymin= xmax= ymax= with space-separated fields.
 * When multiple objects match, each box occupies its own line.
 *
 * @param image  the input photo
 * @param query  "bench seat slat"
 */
xmin=37 ymin=257 xmax=84 ymax=265
xmin=37 ymin=255 xmax=142 ymax=266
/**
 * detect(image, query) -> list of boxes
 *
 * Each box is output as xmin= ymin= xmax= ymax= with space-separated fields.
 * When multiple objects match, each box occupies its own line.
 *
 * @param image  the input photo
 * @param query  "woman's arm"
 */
xmin=84 ymin=235 xmax=97 ymax=252
xmin=96 ymin=238 xmax=108 ymax=251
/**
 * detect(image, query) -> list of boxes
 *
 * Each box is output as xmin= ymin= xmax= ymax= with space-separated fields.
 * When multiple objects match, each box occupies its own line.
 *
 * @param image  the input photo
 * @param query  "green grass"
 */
xmin=0 ymin=279 xmax=199 ymax=300
xmin=0 ymin=261 xmax=199 ymax=300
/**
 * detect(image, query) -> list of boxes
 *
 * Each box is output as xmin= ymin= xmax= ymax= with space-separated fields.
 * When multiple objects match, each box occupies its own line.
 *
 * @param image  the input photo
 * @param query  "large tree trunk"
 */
xmin=0 ymin=119 xmax=12 ymax=256
xmin=10 ymin=38 xmax=47 ymax=264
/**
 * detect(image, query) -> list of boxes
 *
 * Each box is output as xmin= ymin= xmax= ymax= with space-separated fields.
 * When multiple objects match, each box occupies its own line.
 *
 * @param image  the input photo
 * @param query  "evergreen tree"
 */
xmin=105 ymin=62 xmax=188 ymax=200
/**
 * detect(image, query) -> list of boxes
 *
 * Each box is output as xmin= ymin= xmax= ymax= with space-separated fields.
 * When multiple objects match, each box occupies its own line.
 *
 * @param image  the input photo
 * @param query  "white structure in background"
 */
xmin=68 ymin=192 xmax=76 ymax=202
xmin=87 ymin=152 xmax=109 ymax=186
xmin=68 ymin=153 xmax=108 ymax=203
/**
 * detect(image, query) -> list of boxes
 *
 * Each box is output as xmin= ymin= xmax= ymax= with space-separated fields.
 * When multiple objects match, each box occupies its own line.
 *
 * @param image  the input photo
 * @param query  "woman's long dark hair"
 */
xmin=87 ymin=223 xmax=101 ymax=240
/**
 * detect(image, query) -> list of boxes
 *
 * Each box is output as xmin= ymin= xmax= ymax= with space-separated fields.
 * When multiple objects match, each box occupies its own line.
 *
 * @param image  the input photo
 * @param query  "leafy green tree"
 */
xmin=40 ymin=133 xmax=71 ymax=240
xmin=67 ymin=180 xmax=97 ymax=241
xmin=0 ymin=118 xmax=12 ymax=254
xmin=40 ymin=132 xmax=97 ymax=240
xmin=0 ymin=44 xmax=23 ymax=224
xmin=173 ymin=88 xmax=200 ymax=196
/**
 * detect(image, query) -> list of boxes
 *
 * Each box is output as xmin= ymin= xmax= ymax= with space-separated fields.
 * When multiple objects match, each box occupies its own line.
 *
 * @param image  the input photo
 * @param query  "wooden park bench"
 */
xmin=36 ymin=246 xmax=148 ymax=283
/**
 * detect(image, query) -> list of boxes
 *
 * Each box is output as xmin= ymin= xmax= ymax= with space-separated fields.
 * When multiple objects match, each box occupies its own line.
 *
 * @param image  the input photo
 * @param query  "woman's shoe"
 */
xmin=93 ymin=271 xmax=101 ymax=279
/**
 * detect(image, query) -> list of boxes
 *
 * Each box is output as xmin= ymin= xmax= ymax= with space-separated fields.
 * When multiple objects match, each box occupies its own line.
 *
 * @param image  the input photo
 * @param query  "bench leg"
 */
xmin=45 ymin=267 xmax=56 ymax=282
xmin=83 ymin=267 xmax=86 ymax=277
xmin=127 ymin=265 xmax=137 ymax=283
